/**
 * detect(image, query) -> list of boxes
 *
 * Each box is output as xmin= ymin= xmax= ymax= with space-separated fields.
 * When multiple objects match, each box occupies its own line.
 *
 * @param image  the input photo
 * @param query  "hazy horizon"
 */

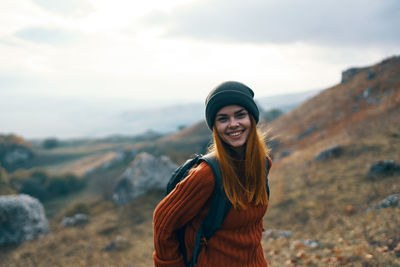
xmin=0 ymin=88 xmax=321 ymax=140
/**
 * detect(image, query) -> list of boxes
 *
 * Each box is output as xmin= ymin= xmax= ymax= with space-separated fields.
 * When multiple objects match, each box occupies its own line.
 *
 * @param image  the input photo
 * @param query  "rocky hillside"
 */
xmin=262 ymin=56 xmax=400 ymax=265
xmin=269 ymin=56 xmax=400 ymax=156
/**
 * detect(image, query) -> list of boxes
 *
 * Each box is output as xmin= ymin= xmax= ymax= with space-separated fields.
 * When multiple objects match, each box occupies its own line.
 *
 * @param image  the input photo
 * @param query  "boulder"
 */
xmin=113 ymin=152 xmax=178 ymax=205
xmin=0 ymin=194 xmax=49 ymax=246
xmin=314 ymin=145 xmax=343 ymax=161
xmin=367 ymin=160 xmax=400 ymax=177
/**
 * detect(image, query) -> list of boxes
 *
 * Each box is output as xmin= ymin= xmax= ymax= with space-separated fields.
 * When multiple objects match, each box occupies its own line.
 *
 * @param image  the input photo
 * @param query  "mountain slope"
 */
xmin=263 ymin=56 xmax=400 ymax=265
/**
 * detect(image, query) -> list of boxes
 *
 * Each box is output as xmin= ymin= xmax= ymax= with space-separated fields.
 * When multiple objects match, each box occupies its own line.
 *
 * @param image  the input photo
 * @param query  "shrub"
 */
xmin=42 ymin=138 xmax=59 ymax=149
xmin=46 ymin=174 xmax=86 ymax=197
xmin=16 ymin=170 xmax=86 ymax=201
xmin=19 ymin=178 xmax=48 ymax=201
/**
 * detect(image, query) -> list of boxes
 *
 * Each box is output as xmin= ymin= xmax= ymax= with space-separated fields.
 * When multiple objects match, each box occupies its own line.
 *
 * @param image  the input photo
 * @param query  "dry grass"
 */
xmin=46 ymin=152 xmax=118 ymax=177
xmin=263 ymin=208 xmax=400 ymax=266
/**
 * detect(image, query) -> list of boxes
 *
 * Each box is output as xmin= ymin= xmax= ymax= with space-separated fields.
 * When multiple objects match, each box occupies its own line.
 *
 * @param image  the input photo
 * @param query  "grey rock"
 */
xmin=279 ymin=150 xmax=292 ymax=159
xmin=61 ymin=213 xmax=89 ymax=227
xmin=0 ymin=194 xmax=49 ymax=246
xmin=263 ymin=229 xmax=292 ymax=240
xmin=297 ymin=126 xmax=317 ymax=140
xmin=367 ymin=160 xmax=400 ymax=176
xmin=113 ymin=152 xmax=178 ymax=205
xmin=314 ymin=145 xmax=343 ymax=161
xmin=1 ymin=146 xmax=34 ymax=170
xmin=3 ymin=148 xmax=31 ymax=165
xmin=279 ymin=231 xmax=293 ymax=238
xmin=341 ymin=67 xmax=367 ymax=83
xmin=375 ymin=194 xmax=400 ymax=210
xmin=102 ymin=236 xmax=129 ymax=251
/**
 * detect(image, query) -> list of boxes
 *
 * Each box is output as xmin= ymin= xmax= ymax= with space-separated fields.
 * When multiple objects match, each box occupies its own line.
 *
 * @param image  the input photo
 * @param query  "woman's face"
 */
xmin=214 ymin=105 xmax=252 ymax=151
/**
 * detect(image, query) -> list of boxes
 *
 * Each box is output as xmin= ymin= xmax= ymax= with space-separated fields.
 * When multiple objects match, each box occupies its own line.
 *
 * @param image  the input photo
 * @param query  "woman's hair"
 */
xmin=208 ymin=116 xmax=268 ymax=209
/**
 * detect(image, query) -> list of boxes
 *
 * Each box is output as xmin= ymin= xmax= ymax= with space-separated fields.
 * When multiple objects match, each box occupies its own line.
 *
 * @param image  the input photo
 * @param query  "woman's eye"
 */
xmin=217 ymin=117 xmax=228 ymax=122
xmin=236 ymin=113 xmax=247 ymax=118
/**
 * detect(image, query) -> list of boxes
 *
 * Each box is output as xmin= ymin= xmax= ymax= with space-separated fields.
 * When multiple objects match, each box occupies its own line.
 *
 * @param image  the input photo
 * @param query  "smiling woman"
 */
xmin=214 ymin=105 xmax=252 ymax=153
xmin=153 ymin=81 xmax=272 ymax=267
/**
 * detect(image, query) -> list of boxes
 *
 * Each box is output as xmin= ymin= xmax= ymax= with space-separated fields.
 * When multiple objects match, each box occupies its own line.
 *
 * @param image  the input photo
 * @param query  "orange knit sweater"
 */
xmin=153 ymin=161 xmax=268 ymax=267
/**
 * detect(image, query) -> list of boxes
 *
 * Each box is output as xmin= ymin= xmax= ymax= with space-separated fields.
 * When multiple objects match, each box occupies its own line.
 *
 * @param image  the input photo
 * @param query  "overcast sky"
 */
xmin=0 ymin=0 xmax=399 ymax=138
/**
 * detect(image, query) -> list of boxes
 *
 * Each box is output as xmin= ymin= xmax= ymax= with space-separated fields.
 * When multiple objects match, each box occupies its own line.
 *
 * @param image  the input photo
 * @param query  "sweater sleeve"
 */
xmin=153 ymin=162 xmax=215 ymax=267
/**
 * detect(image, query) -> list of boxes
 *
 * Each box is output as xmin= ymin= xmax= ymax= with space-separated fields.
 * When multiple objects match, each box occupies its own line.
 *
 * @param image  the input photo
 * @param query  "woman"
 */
xmin=153 ymin=81 xmax=271 ymax=267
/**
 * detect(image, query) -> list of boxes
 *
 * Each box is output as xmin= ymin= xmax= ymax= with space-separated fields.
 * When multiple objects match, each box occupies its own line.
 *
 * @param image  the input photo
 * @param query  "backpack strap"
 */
xmin=201 ymin=153 xmax=232 ymax=238
xmin=188 ymin=152 xmax=231 ymax=267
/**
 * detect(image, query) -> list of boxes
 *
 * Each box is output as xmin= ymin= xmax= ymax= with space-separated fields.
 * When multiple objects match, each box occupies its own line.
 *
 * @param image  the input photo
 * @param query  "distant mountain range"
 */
xmin=112 ymin=89 xmax=321 ymax=137
xmin=1 ymin=88 xmax=320 ymax=141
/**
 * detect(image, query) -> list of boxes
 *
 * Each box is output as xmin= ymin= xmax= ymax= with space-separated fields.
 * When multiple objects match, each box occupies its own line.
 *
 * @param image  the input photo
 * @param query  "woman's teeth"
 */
xmin=229 ymin=131 xmax=242 ymax=136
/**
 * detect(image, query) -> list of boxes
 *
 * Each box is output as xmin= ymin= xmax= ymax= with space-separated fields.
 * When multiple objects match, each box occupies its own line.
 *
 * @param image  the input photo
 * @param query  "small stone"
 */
xmin=315 ymin=145 xmax=343 ymax=161
xmin=61 ymin=213 xmax=89 ymax=228
xmin=374 ymin=194 xmax=400 ymax=210
xmin=102 ymin=236 xmax=130 ymax=251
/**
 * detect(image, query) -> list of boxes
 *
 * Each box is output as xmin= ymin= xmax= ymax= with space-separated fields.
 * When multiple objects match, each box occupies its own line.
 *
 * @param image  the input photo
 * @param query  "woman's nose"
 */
xmin=228 ymin=118 xmax=239 ymax=128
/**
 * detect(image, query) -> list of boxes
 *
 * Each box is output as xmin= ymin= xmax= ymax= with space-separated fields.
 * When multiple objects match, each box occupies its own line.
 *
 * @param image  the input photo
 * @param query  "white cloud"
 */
xmin=145 ymin=0 xmax=400 ymax=48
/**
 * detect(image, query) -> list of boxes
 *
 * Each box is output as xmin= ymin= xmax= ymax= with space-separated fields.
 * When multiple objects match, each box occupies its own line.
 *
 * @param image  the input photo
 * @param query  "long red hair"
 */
xmin=208 ymin=116 xmax=268 ymax=209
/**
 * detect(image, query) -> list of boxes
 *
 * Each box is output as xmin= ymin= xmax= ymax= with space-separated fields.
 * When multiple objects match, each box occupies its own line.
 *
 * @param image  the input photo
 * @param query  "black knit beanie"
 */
xmin=205 ymin=81 xmax=259 ymax=130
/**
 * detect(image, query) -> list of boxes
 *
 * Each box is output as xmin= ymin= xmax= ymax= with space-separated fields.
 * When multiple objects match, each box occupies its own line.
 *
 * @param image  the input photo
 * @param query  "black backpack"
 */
xmin=166 ymin=152 xmax=271 ymax=267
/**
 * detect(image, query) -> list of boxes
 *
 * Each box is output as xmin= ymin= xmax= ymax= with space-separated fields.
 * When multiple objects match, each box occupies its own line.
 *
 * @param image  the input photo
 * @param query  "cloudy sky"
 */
xmin=1 ymin=0 xmax=399 ymax=138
